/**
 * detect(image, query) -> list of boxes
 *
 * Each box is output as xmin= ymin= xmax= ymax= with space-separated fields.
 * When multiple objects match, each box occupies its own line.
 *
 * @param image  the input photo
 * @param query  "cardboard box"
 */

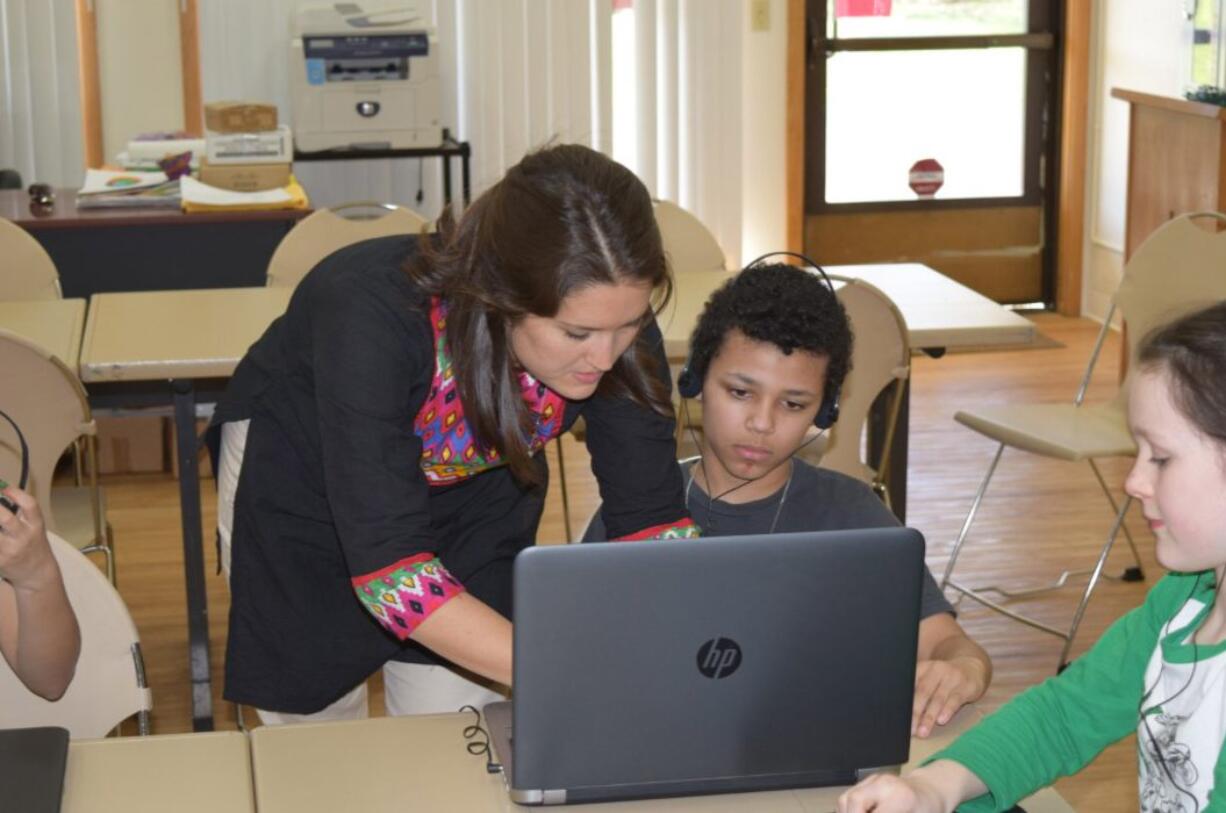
xmin=97 ymin=416 xmax=166 ymax=474
xmin=205 ymin=126 xmax=293 ymax=165
xmin=204 ymin=101 xmax=278 ymax=133
xmin=198 ymin=159 xmax=291 ymax=192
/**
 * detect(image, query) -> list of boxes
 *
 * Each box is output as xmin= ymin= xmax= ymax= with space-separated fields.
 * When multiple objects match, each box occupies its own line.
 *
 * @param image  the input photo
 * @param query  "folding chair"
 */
xmin=941 ymin=212 xmax=1226 ymax=671
xmin=0 ymin=329 xmax=114 ymax=581
xmin=265 ymin=202 xmax=431 ymax=288
xmin=0 ymin=532 xmax=151 ymax=737
xmin=802 ymin=275 xmax=910 ymax=508
xmin=0 ymin=215 xmax=62 ymax=300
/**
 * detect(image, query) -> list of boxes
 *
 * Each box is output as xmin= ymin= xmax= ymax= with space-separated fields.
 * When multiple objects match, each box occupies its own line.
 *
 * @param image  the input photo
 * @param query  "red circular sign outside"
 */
xmin=908 ymin=158 xmax=944 ymax=199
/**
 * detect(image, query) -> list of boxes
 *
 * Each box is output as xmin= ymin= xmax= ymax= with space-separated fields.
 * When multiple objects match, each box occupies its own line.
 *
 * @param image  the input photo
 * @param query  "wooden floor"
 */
xmin=100 ymin=312 xmax=1148 ymax=810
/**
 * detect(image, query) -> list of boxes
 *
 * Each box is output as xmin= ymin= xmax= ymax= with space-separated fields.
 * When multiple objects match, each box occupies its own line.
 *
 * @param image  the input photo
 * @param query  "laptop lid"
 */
xmin=503 ymin=528 xmax=924 ymax=805
xmin=0 ymin=726 xmax=69 ymax=813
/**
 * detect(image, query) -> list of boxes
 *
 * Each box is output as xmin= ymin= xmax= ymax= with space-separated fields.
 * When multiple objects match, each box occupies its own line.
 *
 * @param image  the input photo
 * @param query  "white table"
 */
xmin=248 ymin=709 xmax=1075 ymax=812
xmin=664 ymin=264 xmax=1036 ymax=520
xmin=825 ymin=263 xmax=1036 ymax=351
xmin=663 ymin=264 xmax=1034 ymax=359
xmin=79 ymin=287 xmax=291 ymax=731
xmin=63 ymin=731 xmax=254 ymax=812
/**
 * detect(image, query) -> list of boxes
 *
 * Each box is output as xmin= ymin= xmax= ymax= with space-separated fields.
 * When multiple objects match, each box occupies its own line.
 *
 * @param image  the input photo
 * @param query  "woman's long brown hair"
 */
xmin=406 ymin=144 xmax=673 ymax=485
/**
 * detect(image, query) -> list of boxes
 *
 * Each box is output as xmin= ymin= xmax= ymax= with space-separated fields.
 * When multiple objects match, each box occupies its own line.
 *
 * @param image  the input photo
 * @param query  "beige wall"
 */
xmin=1082 ymin=1 xmax=1185 ymax=324
xmin=95 ymin=0 xmax=184 ymax=164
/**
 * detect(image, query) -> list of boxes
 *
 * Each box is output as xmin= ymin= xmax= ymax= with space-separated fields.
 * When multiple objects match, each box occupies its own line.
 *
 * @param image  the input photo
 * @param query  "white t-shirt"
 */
xmin=1138 ymin=597 xmax=1226 ymax=813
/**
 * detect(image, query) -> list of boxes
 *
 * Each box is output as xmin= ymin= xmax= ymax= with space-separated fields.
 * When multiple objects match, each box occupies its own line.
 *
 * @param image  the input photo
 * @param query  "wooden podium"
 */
xmin=1112 ymin=88 xmax=1226 ymax=258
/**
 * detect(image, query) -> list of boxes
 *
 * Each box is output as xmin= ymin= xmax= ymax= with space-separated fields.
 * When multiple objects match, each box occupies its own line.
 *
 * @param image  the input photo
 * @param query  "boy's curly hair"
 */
xmin=686 ymin=262 xmax=852 ymax=397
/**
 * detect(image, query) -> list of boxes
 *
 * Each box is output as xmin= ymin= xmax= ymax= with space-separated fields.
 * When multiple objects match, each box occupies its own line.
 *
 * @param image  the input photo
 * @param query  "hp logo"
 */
xmin=696 ymin=637 xmax=742 ymax=679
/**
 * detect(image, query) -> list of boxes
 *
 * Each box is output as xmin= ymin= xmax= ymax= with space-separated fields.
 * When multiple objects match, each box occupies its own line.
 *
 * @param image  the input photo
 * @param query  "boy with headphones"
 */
xmin=584 ymin=260 xmax=991 ymax=737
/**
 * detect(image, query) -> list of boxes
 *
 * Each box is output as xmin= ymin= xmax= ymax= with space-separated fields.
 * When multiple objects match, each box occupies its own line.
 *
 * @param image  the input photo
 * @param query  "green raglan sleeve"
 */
xmin=930 ymin=573 xmax=1201 ymax=813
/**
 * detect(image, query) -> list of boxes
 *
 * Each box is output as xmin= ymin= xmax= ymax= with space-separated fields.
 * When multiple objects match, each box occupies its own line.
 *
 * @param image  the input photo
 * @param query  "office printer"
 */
xmin=290 ymin=2 xmax=442 ymax=151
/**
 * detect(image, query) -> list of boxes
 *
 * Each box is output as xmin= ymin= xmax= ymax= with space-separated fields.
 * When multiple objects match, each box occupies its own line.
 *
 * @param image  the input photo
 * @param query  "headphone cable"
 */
xmin=683 ymin=397 xmax=827 ymax=523
xmin=1136 ymin=573 xmax=1225 ymax=813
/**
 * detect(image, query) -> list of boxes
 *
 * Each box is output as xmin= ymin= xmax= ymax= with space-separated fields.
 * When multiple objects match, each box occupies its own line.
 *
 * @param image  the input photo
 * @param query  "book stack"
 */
xmin=200 ymin=102 xmax=294 ymax=193
xmin=117 ymin=131 xmax=205 ymax=172
xmin=76 ymin=169 xmax=180 ymax=209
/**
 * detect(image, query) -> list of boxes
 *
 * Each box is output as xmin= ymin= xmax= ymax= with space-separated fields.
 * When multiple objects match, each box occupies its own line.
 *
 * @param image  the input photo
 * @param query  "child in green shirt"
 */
xmin=839 ymin=302 xmax=1226 ymax=812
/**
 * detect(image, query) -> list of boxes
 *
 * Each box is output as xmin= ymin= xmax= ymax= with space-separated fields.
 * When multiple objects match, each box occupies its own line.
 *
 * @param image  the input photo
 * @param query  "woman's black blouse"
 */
xmin=212 ymin=235 xmax=689 ymax=712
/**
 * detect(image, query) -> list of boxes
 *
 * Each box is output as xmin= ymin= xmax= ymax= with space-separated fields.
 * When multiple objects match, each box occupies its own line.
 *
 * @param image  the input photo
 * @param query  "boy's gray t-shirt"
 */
xmin=583 ymin=457 xmax=954 ymax=620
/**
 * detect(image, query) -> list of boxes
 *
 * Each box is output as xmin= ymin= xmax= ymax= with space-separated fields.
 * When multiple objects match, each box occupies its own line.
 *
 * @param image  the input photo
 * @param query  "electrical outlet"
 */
xmin=750 ymin=0 xmax=770 ymax=32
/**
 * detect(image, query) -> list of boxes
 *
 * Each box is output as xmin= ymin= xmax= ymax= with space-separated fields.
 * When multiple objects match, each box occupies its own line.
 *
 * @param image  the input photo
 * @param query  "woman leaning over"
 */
xmin=211 ymin=144 xmax=696 ymax=724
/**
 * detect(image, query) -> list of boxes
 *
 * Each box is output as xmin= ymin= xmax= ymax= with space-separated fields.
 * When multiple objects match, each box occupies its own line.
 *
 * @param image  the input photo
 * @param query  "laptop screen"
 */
xmin=503 ymin=528 xmax=925 ymax=804
xmin=0 ymin=726 xmax=69 ymax=813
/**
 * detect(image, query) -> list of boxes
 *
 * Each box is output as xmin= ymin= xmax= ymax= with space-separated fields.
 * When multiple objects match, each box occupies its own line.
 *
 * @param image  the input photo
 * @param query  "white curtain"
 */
xmin=198 ymin=0 xmax=613 ymax=215
xmin=619 ymin=0 xmax=743 ymax=266
xmin=0 ymin=0 xmax=84 ymax=189
xmin=453 ymin=0 xmax=612 ymax=192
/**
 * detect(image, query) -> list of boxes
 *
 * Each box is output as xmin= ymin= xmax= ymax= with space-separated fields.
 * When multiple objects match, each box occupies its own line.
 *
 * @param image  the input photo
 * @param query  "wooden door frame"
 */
xmin=785 ymin=0 xmax=1092 ymax=313
xmin=74 ymin=0 xmax=104 ymax=168
xmin=180 ymin=0 xmax=203 ymax=135
xmin=72 ymin=0 xmax=203 ymax=169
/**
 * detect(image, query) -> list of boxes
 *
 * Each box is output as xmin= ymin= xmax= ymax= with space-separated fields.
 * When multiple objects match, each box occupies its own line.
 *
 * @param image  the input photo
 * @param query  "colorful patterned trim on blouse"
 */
xmin=612 ymin=517 xmax=701 ymax=542
xmin=352 ymin=553 xmax=465 ymax=640
xmin=414 ymin=297 xmax=566 ymax=484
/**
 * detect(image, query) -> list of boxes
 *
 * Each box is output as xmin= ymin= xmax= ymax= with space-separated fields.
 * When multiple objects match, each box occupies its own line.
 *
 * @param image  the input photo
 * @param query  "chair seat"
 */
xmin=954 ymin=402 xmax=1135 ymax=461
xmin=51 ymin=485 xmax=108 ymax=550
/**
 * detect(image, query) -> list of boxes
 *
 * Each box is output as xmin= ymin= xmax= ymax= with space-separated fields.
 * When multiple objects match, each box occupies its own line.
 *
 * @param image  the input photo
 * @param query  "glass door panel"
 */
xmin=830 ymin=0 xmax=1028 ymax=38
xmin=825 ymin=47 xmax=1026 ymax=203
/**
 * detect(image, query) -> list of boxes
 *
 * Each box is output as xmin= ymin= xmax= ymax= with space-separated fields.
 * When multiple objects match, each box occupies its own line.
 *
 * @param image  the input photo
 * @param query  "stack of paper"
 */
xmin=179 ymin=175 xmax=309 ymax=213
xmin=76 ymin=169 xmax=180 ymax=209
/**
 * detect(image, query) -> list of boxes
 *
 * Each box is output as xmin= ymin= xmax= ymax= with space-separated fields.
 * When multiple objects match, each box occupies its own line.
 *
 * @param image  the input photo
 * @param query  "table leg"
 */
xmin=461 ymin=144 xmax=471 ymax=206
xmin=868 ymin=378 xmax=910 ymax=524
xmin=442 ymin=154 xmax=453 ymax=212
xmin=171 ymin=379 xmax=214 ymax=732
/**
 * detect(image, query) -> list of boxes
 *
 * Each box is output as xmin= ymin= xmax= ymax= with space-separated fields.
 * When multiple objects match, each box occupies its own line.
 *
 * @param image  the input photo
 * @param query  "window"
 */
xmin=807 ymin=0 xmax=1057 ymax=209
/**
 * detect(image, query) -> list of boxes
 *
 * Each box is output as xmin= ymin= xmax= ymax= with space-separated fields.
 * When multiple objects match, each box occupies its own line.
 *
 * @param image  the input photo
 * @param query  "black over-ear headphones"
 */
xmin=0 ymin=407 xmax=30 ymax=515
xmin=676 ymin=251 xmax=842 ymax=429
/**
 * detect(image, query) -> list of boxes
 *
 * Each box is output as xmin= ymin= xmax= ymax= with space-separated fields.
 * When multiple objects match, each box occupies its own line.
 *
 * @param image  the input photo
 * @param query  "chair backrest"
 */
xmin=0 ymin=328 xmax=95 ymax=537
xmin=0 ymin=532 xmax=151 ymax=737
xmin=806 ymin=276 xmax=910 ymax=487
xmin=653 ymin=199 xmax=727 ymax=274
xmin=0 ymin=216 xmax=63 ymax=300
xmin=265 ymin=203 xmax=431 ymax=288
xmin=1115 ymin=213 xmax=1226 ymax=396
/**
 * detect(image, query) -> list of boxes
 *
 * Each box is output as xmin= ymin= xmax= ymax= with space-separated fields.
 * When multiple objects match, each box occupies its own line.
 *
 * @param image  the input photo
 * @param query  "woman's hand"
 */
xmin=0 ymin=486 xmax=59 ymax=593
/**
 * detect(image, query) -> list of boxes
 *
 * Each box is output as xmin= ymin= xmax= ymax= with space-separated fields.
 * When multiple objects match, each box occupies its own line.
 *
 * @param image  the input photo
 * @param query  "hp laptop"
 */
xmin=485 ymin=527 xmax=925 ymax=805
xmin=0 ymin=726 xmax=69 ymax=813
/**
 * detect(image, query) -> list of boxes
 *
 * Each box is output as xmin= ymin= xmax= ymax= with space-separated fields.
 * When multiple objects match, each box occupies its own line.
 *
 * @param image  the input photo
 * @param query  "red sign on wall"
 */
xmin=908 ymin=158 xmax=945 ymax=199
xmin=835 ymin=0 xmax=893 ymax=17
